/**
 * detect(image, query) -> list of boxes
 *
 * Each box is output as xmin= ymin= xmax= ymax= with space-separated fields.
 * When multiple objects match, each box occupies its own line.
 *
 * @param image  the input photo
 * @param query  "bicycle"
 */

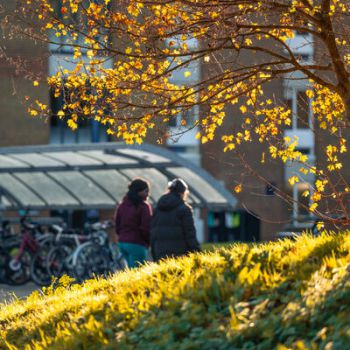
xmin=72 ymin=221 xmax=127 ymax=283
xmin=29 ymin=223 xmax=70 ymax=286
xmin=46 ymin=225 xmax=92 ymax=281
xmin=0 ymin=221 xmax=21 ymax=284
xmin=6 ymin=218 xmax=53 ymax=285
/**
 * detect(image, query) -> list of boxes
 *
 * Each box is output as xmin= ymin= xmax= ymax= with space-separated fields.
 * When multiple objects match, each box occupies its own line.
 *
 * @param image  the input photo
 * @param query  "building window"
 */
xmin=167 ymin=145 xmax=187 ymax=153
xmin=49 ymin=87 xmax=110 ymax=144
xmin=50 ymin=116 xmax=110 ymax=144
xmin=296 ymin=90 xmax=310 ymax=128
xmin=285 ymin=87 xmax=312 ymax=130
xmin=167 ymin=106 xmax=197 ymax=129
xmin=295 ymin=30 xmax=310 ymax=37
xmin=296 ymin=147 xmax=311 ymax=155
xmin=48 ymin=1 xmax=112 ymax=144
xmin=286 ymin=183 xmax=311 ymax=223
xmin=294 ymin=183 xmax=310 ymax=220
xmin=285 ymin=146 xmax=315 ymax=224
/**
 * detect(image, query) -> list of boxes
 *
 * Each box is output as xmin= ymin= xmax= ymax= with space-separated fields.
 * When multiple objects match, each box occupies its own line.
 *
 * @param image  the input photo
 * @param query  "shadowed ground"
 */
xmin=0 ymin=283 xmax=38 ymax=304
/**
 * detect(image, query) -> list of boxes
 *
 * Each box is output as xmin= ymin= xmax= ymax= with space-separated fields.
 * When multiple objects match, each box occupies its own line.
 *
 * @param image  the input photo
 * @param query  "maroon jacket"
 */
xmin=114 ymin=197 xmax=153 ymax=247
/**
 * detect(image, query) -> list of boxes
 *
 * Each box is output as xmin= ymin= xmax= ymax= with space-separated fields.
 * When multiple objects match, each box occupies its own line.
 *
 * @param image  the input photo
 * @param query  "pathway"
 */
xmin=0 ymin=283 xmax=39 ymax=304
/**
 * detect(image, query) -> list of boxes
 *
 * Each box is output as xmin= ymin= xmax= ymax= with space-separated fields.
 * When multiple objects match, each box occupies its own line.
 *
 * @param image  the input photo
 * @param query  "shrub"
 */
xmin=1 ymin=232 xmax=350 ymax=349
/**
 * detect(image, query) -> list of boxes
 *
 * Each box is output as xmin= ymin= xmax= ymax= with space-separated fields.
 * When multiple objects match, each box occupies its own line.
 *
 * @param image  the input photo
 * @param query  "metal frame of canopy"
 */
xmin=0 ymin=142 xmax=237 ymax=211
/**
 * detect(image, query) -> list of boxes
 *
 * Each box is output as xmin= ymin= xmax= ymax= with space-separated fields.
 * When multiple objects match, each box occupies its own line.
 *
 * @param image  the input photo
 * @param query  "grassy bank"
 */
xmin=1 ymin=232 xmax=350 ymax=349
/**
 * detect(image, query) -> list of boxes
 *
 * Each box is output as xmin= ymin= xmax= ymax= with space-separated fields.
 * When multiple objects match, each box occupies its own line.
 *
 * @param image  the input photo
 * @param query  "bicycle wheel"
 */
xmin=47 ymin=245 xmax=75 ymax=279
xmin=116 ymin=253 xmax=128 ymax=270
xmin=30 ymin=239 xmax=53 ymax=286
xmin=72 ymin=243 xmax=109 ymax=283
xmin=6 ymin=245 xmax=31 ymax=285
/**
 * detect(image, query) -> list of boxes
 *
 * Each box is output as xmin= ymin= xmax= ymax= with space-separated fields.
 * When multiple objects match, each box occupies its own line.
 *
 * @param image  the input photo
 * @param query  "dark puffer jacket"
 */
xmin=150 ymin=192 xmax=201 ymax=261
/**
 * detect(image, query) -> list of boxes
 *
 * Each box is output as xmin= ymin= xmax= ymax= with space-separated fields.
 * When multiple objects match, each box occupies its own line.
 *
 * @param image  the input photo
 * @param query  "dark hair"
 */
xmin=127 ymin=178 xmax=149 ymax=206
xmin=168 ymin=178 xmax=188 ymax=194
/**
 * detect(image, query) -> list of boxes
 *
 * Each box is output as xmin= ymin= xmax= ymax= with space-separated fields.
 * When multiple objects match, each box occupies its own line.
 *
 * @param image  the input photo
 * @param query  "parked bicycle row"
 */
xmin=0 ymin=218 xmax=127 ymax=286
xmin=0 ymin=176 xmax=202 ymax=286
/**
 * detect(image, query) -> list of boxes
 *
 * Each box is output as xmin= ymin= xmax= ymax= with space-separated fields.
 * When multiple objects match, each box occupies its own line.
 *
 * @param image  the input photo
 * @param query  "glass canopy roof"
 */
xmin=0 ymin=143 xmax=237 ymax=210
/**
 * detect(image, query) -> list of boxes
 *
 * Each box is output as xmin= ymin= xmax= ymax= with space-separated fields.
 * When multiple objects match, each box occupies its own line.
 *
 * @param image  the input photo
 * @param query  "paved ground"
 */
xmin=0 ymin=282 xmax=39 ymax=304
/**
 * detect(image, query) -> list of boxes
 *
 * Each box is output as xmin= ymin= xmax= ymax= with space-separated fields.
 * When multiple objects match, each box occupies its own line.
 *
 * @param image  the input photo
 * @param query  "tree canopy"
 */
xmin=4 ymin=0 xmax=350 ymax=224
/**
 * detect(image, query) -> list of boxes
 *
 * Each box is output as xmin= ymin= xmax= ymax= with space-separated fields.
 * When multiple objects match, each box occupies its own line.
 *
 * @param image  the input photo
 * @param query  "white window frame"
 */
xmin=284 ymin=86 xmax=313 ymax=130
xmin=292 ymin=182 xmax=312 ymax=226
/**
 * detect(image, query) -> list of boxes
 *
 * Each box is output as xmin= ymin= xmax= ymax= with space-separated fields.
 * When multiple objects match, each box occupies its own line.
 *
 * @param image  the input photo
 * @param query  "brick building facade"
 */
xmin=200 ymin=86 xmax=290 ymax=241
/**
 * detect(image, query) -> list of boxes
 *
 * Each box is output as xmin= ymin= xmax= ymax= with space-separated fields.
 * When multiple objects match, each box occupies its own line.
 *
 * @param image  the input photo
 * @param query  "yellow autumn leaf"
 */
xmin=87 ymin=50 xmax=94 ymax=58
xmin=302 ymin=190 xmax=310 ymax=197
xmin=240 ymin=105 xmax=247 ymax=114
xmin=184 ymin=71 xmax=191 ymax=78
xmin=288 ymin=176 xmax=299 ymax=185
xmin=306 ymin=89 xmax=314 ymax=98
xmin=201 ymin=135 xmax=208 ymax=144
xmin=67 ymin=119 xmax=78 ymax=130
xmin=310 ymin=203 xmax=318 ymax=212
xmin=234 ymin=184 xmax=242 ymax=193
xmin=299 ymin=167 xmax=309 ymax=175
xmin=316 ymin=222 xmax=324 ymax=231
xmin=224 ymin=143 xmax=235 ymax=152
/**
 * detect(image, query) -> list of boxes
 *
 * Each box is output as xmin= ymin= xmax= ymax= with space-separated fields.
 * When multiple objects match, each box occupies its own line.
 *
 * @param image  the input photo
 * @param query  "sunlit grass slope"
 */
xmin=1 ymin=232 xmax=350 ymax=349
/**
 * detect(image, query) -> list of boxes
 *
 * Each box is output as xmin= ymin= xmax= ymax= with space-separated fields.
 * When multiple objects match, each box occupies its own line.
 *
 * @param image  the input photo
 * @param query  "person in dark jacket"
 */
xmin=114 ymin=178 xmax=152 ymax=268
xmin=151 ymin=178 xmax=201 ymax=262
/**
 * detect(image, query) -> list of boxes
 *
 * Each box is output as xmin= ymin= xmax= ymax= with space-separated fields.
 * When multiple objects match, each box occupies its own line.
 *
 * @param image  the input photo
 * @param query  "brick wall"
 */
xmin=0 ymin=1 xmax=49 ymax=146
xmin=200 ymin=64 xmax=290 ymax=240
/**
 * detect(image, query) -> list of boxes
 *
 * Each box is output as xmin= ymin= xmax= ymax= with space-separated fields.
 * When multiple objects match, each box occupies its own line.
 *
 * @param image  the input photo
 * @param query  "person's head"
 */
xmin=168 ymin=178 xmax=189 ymax=200
xmin=127 ymin=178 xmax=150 ymax=204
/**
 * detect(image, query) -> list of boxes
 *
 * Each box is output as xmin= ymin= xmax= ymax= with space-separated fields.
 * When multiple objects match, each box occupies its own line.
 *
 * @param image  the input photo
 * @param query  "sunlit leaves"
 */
xmin=288 ymin=175 xmax=299 ymax=186
xmin=16 ymin=0 xmax=350 ymax=217
xmin=234 ymin=184 xmax=242 ymax=193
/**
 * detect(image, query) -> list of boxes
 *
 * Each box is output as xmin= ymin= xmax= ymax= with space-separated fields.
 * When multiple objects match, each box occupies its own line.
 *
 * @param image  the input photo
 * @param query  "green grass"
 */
xmin=1 ymin=232 xmax=350 ymax=349
xmin=201 ymin=241 xmax=235 ymax=251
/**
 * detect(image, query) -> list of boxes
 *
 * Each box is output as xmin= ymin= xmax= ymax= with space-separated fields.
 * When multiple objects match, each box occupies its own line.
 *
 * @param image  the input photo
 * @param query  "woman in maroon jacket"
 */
xmin=114 ymin=178 xmax=152 ymax=268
